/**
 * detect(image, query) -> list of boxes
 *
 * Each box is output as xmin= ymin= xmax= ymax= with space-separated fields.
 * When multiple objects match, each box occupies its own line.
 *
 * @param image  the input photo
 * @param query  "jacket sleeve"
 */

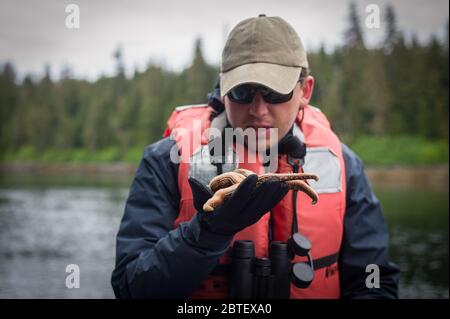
xmin=111 ymin=137 xmax=233 ymax=299
xmin=339 ymin=143 xmax=400 ymax=298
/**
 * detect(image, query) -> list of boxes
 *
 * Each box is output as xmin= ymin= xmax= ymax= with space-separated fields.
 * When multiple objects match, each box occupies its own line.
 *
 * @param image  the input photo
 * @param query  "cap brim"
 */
xmin=220 ymin=62 xmax=302 ymax=97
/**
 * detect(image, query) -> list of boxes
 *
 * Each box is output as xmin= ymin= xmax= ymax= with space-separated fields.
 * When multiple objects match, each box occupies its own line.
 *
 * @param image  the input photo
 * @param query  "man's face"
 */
xmin=223 ymin=76 xmax=314 ymax=150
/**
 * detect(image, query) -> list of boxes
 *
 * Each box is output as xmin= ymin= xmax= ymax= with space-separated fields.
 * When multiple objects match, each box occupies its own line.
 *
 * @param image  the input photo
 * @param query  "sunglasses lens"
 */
xmin=263 ymin=90 xmax=293 ymax=104
xmin=228 ymin=84 xmax=293 ymax=104
xmin=228 ymin=84 xmax=255 ymax=104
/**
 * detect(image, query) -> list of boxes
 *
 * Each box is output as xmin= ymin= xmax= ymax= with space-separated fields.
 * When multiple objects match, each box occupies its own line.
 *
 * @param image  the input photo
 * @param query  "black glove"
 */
xmin=188 ymin=174 xmax=289 ymax=236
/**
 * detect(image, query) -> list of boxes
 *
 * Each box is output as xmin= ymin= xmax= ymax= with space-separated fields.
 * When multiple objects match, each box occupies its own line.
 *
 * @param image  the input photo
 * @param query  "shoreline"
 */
xmin=365 ymin=165 xmax=448 ymax=189
xmin=1 ymin=162 xmax=448 ymax=188
xmin=0 ymin=162 xmax=138 ymax=175
xmin=1 ymin=162 xmax=448 ymax=174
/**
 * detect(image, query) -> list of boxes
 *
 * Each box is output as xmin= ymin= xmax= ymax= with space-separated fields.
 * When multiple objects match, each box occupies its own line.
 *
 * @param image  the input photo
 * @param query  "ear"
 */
xmin=300 ymin=75 xmax=315 ymax=105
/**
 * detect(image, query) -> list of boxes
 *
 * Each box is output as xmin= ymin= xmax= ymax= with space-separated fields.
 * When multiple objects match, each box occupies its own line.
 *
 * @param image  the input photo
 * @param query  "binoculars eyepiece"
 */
xmin=229 ymin=235 xmax=315 ymax=299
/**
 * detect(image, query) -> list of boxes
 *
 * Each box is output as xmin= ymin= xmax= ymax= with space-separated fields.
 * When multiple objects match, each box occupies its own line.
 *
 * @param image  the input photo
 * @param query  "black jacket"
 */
xmin=111 ymin=134 xmax=400 ymax=299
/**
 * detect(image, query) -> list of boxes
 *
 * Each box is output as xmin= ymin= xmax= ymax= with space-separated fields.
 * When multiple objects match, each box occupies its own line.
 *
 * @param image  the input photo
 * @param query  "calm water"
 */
xmin=0 ymin=171 xmax=448 ymax=299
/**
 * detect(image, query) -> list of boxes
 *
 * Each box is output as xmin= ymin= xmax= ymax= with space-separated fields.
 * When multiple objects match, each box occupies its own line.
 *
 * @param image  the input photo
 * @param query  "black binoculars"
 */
xmin=228 ymin=235 xmax=315 ymax=299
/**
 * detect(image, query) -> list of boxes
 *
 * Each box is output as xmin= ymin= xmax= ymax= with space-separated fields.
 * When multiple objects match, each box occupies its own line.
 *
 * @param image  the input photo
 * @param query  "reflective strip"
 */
xmin=175 ymin=104 xmax=208 ymax=111
xmin=303 ymin=147 xmax=342 ymax=193
xmin=188 ymin=144 xmax=238 ymax=187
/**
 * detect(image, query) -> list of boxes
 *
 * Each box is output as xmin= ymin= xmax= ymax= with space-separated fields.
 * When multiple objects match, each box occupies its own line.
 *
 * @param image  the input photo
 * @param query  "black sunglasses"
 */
xmin=227 ymin=83 xmax=294 ymax=104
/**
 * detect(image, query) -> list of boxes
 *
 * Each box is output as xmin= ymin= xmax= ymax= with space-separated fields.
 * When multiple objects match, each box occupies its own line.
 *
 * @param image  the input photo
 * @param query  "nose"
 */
xmin=248 ymin=92 xmax=270 ymax=117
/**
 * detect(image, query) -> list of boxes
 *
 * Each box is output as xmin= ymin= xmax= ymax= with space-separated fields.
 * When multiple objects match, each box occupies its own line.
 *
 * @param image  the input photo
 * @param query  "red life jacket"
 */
xmin=163 ymin=104 xmax=346 ymax=299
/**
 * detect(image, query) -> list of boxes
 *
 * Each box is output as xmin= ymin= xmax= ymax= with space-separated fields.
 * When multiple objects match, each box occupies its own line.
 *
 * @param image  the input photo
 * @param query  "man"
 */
xmin=111 ymin=15 xmax=400 ymax=299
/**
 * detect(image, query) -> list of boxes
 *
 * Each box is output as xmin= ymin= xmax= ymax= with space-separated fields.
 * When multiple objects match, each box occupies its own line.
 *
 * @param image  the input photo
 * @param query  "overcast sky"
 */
xmin=0 ymin=0 xmax=448 ymax=81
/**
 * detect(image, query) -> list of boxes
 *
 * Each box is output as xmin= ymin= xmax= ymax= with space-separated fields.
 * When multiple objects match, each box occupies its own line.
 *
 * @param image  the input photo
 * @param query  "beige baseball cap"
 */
xmin=220 ymin=14 xmax=308 ymax=98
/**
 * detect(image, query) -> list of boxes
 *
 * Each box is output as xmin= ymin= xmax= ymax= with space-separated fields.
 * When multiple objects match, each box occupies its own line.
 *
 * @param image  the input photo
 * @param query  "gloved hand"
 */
xmin=188 ymin=173 xmax=289 ymax=236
